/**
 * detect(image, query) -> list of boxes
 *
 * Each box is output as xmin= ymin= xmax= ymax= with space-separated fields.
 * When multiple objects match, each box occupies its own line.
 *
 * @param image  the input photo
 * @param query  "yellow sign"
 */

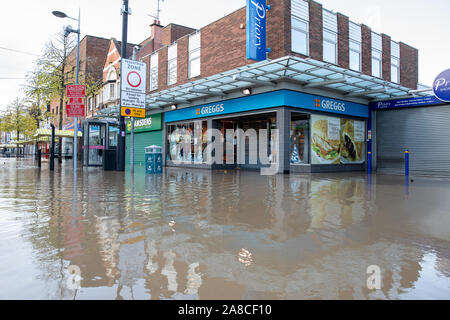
xmin=121 ymin=107 xmax=146 ymax=118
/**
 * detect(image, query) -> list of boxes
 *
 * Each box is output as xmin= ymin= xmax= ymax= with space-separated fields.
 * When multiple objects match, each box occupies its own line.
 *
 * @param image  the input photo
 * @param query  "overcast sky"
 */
xmin=1 ymin=0 xmax=449 ymax=111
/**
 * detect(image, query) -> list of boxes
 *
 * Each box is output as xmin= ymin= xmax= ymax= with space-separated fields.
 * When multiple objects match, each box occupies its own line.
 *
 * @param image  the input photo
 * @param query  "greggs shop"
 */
xmin=163 ymin=89 xmax=369 ymax=173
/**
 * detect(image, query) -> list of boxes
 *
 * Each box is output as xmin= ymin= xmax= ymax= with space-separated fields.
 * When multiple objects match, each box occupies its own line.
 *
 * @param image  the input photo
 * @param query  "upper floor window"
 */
xmin=291 ymin=0 xmax=309 ymax=56
xmin=109 ymin=83 xmax=115 ymax=99
xmin=167 ymin=43 xmax=177 ymax=85
xmin=371 ymin=32 xmax=382 ymax=78
xmin=189 ymin=33 xmax=201 ymax=78
xmin=292 ymin=17 xmax=309 ymax=56
xmin=391 ymin=41 xmax=400 ymax=83
xmin=150 ymin=52 xmax=159 ymax=91
xmin=323 ymin=29 xmax=337 ymax=64
xmin=322 ymin=9 xmax=337 ymax=64
xmin=349 ymin=21 xmax=362 ymax=72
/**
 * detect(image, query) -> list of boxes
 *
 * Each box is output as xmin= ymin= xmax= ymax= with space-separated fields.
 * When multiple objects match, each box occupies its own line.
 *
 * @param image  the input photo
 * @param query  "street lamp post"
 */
xmin=52 ymin=9 xmax=81 ymax=172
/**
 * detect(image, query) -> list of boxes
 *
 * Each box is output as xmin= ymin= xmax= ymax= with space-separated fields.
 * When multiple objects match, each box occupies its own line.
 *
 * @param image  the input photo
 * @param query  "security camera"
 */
xmin=64 ymin=25 xmax=73 ymax=37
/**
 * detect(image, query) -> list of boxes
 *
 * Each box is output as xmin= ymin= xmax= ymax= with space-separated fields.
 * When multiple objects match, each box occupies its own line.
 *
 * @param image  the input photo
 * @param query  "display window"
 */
xmin=167 ymin=121 xmax=207 ymax=163
xmin=310 ymin=114 xmax=365 ymax=165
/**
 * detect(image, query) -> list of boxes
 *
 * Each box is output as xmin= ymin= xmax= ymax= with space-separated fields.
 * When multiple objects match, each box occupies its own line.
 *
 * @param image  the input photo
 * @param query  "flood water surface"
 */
xmin=0 ymin=158 xmax=449 ymax=300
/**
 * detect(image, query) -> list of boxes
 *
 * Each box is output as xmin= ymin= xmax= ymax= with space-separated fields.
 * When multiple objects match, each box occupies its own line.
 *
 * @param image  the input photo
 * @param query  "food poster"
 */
xmin=311 ymin=115 xmax=341 ymax=164
xmin=311 ymin=115 xmax=366 ymax=165
xmin=340 ymin=119 xmax=365 ymax=164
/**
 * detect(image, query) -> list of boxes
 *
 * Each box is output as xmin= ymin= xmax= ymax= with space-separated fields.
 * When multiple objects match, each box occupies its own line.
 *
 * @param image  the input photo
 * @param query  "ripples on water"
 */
xmin=0 ymin=158 xmax=449 ymax=300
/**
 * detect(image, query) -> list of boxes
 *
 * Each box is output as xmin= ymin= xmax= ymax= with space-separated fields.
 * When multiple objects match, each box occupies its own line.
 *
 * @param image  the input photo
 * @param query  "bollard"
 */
xmin=405 ymin=150 xmax=409 ymax=176
xmin=367 ymin=151 xmax=372 ymax=174
xmin=37 ymin=149 xmax=41 ymax=168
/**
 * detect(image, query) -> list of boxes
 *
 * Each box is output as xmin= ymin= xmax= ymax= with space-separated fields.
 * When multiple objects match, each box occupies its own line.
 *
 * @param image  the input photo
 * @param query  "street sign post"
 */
xmin=120 ymin=59 xmax=147 ymax=119
xmin=66 ymin=85 xmax=85 ymax=167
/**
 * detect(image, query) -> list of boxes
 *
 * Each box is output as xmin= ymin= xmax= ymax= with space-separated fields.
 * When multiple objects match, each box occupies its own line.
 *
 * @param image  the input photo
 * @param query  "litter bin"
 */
xmin=145 ymin=145 xmax=163 ymax=174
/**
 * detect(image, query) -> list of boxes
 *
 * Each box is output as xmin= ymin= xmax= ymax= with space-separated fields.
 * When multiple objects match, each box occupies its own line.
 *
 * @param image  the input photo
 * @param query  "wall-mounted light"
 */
xmin=242 ymin=88 xmax=252 ymax=96
xmin=171 ymin=104 xmax=178 ymax=110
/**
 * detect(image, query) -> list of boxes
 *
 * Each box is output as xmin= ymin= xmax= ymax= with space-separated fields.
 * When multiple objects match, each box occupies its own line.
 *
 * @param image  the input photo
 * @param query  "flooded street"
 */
xmin=0 ymin=158 xmax=449 ymax=300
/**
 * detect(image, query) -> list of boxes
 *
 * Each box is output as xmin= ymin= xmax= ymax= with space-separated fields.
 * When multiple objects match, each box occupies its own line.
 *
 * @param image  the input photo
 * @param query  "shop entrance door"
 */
xmin=87 ymin=123 xmax=106 ymax=166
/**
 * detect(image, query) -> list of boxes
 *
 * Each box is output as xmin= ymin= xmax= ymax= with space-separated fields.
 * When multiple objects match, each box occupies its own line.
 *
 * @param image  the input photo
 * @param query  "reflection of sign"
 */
xmin=433 ymin=69 xmax=450 ymax=102
xmin=121 ymin=59 xmax=147 ymax=118
xmin=66 ymin=85 xmax=85 ymax=98
xmin=126 ymin=113 xmax=162 ymax=133
xmin=246 ymin=0 xmax=268 ymax=61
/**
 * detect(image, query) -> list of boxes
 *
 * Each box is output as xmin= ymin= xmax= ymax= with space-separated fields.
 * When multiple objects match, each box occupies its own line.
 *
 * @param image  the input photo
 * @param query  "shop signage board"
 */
xmin=433 ymin=69 xmax=450 ymax=102
xmin=126 ymin=113 xmax=162 ymax=133
xmin=370 ymin=96 xmax=444 ymax=110
xmin=246 ymin=0 xmax=269 ymax=61
xmin=120 ymin=58 xmax=147 ymax=118
xmin=165 ymin=90 xmax=369 ymax=123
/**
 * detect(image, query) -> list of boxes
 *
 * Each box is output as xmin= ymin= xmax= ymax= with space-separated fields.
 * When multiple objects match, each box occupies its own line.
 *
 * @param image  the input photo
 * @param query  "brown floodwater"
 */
xmin=0 ymin=157 xmax=449 ymax=300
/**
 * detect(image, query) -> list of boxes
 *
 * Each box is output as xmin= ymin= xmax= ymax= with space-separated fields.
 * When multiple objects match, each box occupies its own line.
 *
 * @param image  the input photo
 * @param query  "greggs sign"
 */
xmin=246 ymin=0 xmax=270 ymax=61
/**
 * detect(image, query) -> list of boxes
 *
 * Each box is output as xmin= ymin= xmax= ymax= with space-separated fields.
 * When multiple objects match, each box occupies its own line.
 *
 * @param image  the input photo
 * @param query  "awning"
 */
xmin=34 ymin=129 xmax=82 ymax=138
xmin=146 ymin=55 xmax=432 ymax=109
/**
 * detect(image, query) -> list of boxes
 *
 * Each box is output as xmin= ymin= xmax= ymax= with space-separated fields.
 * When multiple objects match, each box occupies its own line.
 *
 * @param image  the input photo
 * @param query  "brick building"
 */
xmin=125 ymin=0 xmax=424 ymax=174
xmin=49 ymin=35 xmax=110 ymax=128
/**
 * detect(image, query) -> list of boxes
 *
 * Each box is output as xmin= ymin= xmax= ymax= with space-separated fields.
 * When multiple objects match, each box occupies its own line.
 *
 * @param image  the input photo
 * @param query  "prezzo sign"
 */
xmin=246 ymin=0 xmax=269 ymax=61
xmin=433 ymin=69 xmax=450 ymax=103
xmin=165 ymin=90 xmax=369 ymax=123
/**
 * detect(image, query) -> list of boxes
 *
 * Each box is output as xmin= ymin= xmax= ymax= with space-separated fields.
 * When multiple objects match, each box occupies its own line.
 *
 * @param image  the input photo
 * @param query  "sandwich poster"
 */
xmin=311 ymin=115 xmax=365 ymax=164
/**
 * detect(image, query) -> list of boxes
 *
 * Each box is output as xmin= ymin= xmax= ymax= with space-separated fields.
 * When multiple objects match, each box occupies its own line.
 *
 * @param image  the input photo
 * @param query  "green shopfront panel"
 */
xmin=126 ymin=130 xmax=163 ymax=166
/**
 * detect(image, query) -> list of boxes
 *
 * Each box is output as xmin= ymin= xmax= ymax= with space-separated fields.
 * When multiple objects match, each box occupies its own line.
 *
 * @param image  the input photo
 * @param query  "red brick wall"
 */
xmin=308 ymin=0 xmax=323 ymax=61
xmin=158 ymin=47 xmax=168 ymax=91
xmin=361 ymin=24 xmax=372 ymax=76
xmin=177 ymin=36 xmax=189 ymax=84
xmin=267 ymin=0 xmax=291 ymax=60
xmin=400 ymin=42 xmax=418 ymax=89
xmin=382 ymin=34 xmax=391 ymax=82
xmin=162 ymin=24 xmax=196 ymax=46
xmin=201 ymin=7 xmax=248 ymax=78
xmin=337 ymin=13 xmax=349 ymax=69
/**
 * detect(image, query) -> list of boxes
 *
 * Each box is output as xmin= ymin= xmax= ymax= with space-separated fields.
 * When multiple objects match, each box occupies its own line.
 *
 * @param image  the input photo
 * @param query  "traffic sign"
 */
xmin=121 ymin=107 xmax=145 ymax=118
xmin=66 ymin=104 xmax=85 ymax=117
xmin=67 ymin=85 xmax=86 ymax=98
xmin=121 ymin=59 xmax=147 ymax=118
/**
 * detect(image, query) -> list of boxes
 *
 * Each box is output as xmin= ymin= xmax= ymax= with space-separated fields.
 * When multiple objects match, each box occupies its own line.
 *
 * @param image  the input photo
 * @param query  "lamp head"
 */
xmin=52 ymin=11 xmax=68 ymax=18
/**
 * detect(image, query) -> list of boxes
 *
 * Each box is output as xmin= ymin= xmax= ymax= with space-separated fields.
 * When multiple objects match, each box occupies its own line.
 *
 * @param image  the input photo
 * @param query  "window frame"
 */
xmin=291 ymin=16 xmax=309 ymax=56
xmin=371 ymin=49 xmax=382 ymax=78
xmin=323 ymin=29 xmax=337 ymax=64
xmin=349 ymin=39 xmax=362 ymax=72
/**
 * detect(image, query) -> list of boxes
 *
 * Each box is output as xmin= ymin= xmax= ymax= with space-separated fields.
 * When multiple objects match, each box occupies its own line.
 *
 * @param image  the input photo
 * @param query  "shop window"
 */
xmin=290 ymin=114 xmax=310 ymax=165
xmin=349 ymin=40 xmax=361 ymax=72
xmin=167 ymin=121 xmax=207 ymax=163
xmin=372 ymin=49 xmax=382 ymax=78
xmin=188 ymin=33 xmax=201 ymax=78
xmin=167 ymin=44 xmax=177 ymax=86
xmin=323 ymin=29 xmax=337 ymax=64
xmin=150 ymin=52 xmax=158 ymax=91
xmin=291 ymin=17 xmax=309 ymax=56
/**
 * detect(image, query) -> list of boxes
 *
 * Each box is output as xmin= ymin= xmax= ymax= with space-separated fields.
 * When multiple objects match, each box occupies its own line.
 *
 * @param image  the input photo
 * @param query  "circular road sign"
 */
xmin=127 ymin=71 xmax=142 ymax=88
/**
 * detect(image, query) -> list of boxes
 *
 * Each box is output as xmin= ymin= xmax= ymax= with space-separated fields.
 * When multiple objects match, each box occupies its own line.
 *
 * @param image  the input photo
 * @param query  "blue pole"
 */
xmin=405 ymin=150 xmax=409 ymax=176
xmin=368 ymin=151 xmax=372 ymax=174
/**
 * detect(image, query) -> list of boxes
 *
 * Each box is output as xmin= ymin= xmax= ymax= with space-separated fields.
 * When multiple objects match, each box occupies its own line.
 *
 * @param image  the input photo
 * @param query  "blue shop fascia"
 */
xmin=161 ymin=88 xmax=370 ymax=173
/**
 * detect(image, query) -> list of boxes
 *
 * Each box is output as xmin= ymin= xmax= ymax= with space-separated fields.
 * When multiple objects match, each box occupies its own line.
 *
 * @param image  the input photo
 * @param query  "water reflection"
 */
xmin=0 ymin=158 xmax=449 ymax=299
